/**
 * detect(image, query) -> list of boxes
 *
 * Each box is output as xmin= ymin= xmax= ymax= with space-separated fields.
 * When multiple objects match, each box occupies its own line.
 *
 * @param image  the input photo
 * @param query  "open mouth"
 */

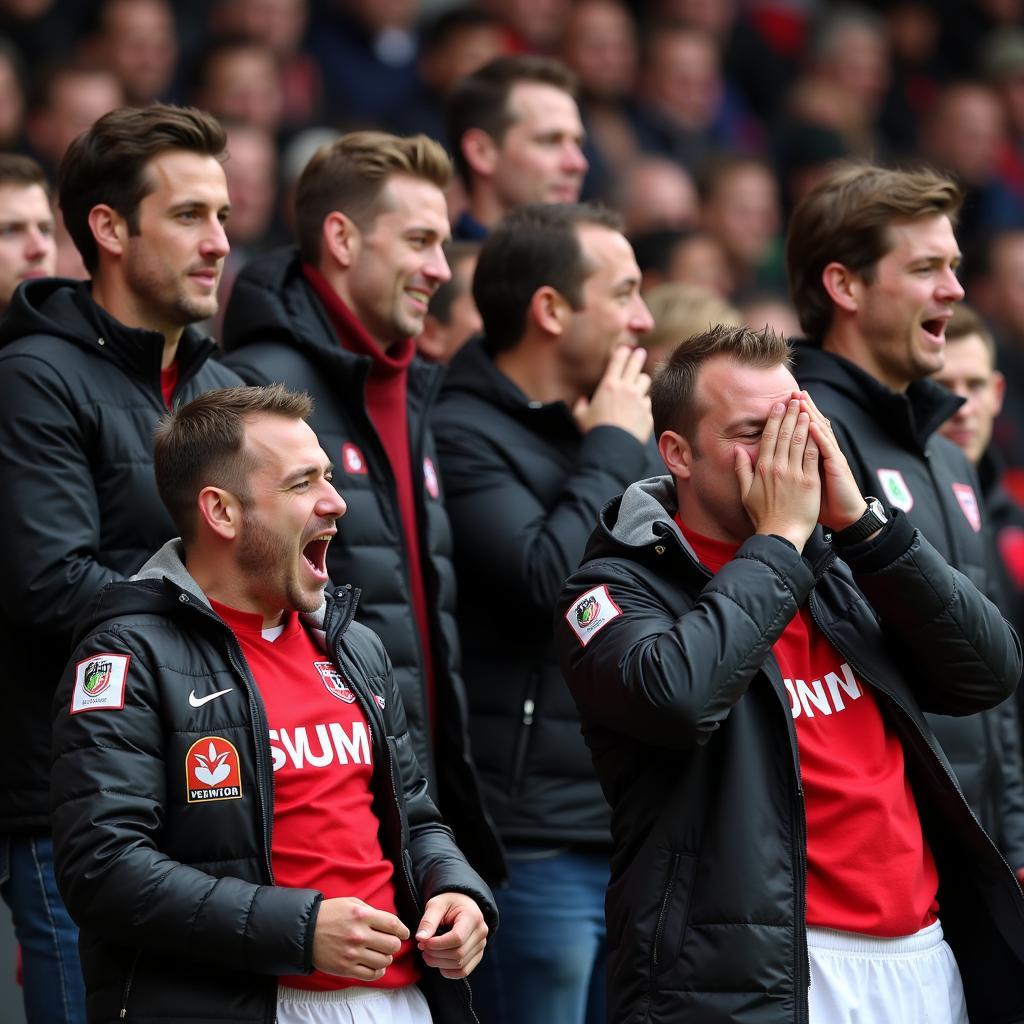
xmin=921 ymin=317 xmax=946 ymax=343
xmin=301 ymin=534 xmax=332 ymax=581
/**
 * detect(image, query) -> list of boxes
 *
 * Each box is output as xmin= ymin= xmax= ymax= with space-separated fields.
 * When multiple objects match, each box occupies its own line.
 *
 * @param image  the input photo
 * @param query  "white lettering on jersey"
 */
xmin=268 ymin=722 xmax=372 ymax=771
xmin=784 ymin=662 xmax=862 ymax=719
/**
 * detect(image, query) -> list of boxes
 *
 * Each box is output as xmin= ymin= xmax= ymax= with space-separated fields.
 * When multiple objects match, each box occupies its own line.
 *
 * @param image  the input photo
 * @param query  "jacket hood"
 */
xmin=0 ymin=277 xmax=101 ymax=350
xmin=77 ymin=539 xmax=334 ymax=644
xmin=221 ymin=246 xmax=329 ymax=356
xmin=586 ymin=475 xmax=692 ymax=561
xmin=586 ymin=474 xmax=833 ymax=574
xmin=0 ymin=277 xmax=218 ymax=383
xmin=792 ymin=340 xmax=962 ymax=449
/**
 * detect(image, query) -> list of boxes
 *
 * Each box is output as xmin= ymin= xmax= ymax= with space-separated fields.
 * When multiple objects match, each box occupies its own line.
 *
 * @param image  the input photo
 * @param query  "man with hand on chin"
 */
xmin=50 ymin=384 xmax=496 ymax=1024
xmin=558 ymin=325 xmax=1024 ymax=1024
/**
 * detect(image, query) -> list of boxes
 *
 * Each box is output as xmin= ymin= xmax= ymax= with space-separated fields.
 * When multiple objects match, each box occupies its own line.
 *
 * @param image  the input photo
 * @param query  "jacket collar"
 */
xmin=792 ymin=341 xmax=963 ymax=452
xmin=442 ymin=337 xmax=581 ymax=436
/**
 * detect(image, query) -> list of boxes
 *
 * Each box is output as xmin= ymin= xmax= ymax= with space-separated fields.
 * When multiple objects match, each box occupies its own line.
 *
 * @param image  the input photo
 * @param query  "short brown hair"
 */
xmin=785 ymin=163 xmax=962 ymax=342
xmin=58 ymin=103 xmax=226 ymax=273
xmin=651 ymin=323 xmax=791 ymax=440
xmin=0 ymin=154 xmax=48 ymax=194
xmin=295 ymin=131 xmax=451 ymax=264
xmin=446 ymin=55 xmax=579 ymax=185
xmin=154 ymin=385 xmax=313 ymax=544
xmin=946 ymin=302 xmax=996 ymax=365
xmin=474 ymin=202 xmax=622 ymax=354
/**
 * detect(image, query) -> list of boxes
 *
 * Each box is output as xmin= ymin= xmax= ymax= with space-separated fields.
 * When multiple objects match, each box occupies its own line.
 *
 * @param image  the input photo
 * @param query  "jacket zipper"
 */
xmin=331 ymin=628 xmax=481 ymax=1024
xmin=119 ymin=950 xmax=141 ymax=1019
xmin=649 ymin=852 xmax=681 ymax=980
xmin=509 ymin=672 xmax=540 ymax=793
xmin=226 ymin=640 xmax=275 ymax=883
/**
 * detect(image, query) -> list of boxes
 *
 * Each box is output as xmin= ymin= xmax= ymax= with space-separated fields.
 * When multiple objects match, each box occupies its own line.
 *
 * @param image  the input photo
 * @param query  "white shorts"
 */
xmin=275 ymin=984 xmax=433 ymax=1024
xmin=807 ymin=919 xmax=969 ymax=1024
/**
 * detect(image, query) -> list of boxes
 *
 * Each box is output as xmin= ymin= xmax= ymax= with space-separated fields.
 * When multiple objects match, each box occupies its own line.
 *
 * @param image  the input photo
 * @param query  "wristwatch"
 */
xmin=833 ymin=497 xmax=888 ymax=545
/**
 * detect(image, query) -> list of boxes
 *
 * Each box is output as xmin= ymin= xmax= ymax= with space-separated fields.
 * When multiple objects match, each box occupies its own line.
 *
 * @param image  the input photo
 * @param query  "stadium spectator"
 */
xmin=919 ymin=80 xmax=1024 ymax=255
xmin=640 ymin=281 xmax=740 ymax=371
xmin=221 ymin=131 xmax=504 ymax=885
xmin=50 ymin=383 xmax=496 ymax=1024
xmin=788 ymin=163 xmax=1024 ymax=873
xmin=417 ymin=240 xmax=481 ymax=364
xmin=631 ymin=23 xmax=759 ymax=171
xmin=0 ymin=153 xmax=55 ymax=311
xmin=211 ymin=0 xmax=322 ymax=127
xmin=631 ymin=227 xmax=733 ymax=296
xmin=387 ymin=6 xmax=506 ymax=144
xmin=556 ymin=321 xmax=1024 ymax=1024
xmin=617 ymin=156 xmax=699 ymax=237
xmin=193 ymin=36 xmax=285 ymax=138
xmin=446 ymin=55 xmax=587 ymax=240
xmin=87 ymin=0 xmax=179 ymax=106
xmin=432 ymin=202 xmax=658 ymax=1024
xmin=699 ymin=153 xmax=784 ymax=294
xmin=0 ymin=103 xmax=241 ymax=1024
xmin=25 ymin=60 xmax=123 ymax=177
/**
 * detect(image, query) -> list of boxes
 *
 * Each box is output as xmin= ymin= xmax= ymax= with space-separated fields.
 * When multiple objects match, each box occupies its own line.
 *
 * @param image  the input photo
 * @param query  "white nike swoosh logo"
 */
xmin=188 ymin=687 xmax=234 ymax=708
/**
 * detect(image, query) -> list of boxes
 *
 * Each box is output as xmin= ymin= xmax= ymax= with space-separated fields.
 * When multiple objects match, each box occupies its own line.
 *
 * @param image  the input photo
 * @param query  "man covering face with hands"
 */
xmin=557 ymin=325 xmax=1024 ymax=1024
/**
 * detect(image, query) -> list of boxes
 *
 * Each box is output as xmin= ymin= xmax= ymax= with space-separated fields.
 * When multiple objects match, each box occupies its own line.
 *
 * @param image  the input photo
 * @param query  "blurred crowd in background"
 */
xmin=4 ymin=0 xmax=1024 ymax=461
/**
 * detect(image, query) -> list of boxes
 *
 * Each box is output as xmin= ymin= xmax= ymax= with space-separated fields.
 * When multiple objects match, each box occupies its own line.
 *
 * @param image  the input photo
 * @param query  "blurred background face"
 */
xmin=214 ymin=0 xmax=308 ymax=57
xmin=923 ymin=85 xmax=1006 ymax=187
xmin=101 ymin=0 xmax=178 ymax=105
xmin=562 ymin=0 xmax=636 ymax=101
xmin=0 ymin=181 xmax=56 ymax=306
xmin=30 ymin=69 xmax=124 ymax=167
xmin=643 ymin=29 xmax=721 ymax=129
xmin=702 ymin=164 xmax=780 ymax=271
xmin=620 ymin=158 xmax=698 ymax=237
xmin=199 ymin=45 xmax=284 ymax=135
xmin=933 ymin=334 xmax=1005 ymax=464
xmin=223 ymin=124 xmax=278 ymax=247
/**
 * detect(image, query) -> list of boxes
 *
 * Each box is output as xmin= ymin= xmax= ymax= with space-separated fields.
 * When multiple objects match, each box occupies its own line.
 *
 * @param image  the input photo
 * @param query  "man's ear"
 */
xmin=322 ymin=211 xmax=359 ymax=270
xmin=461 ymin=128 xmax=499 ymax=178
xmin=197 ymin=486 xmax=242 ymax=541
xmin=994 ymin=369 xmax=1007 ymax=415
xmin=88 ymin=204 xmax=129 ymax=261
xmin=528 ymin=285 xmax=570 ymax=338
xmin=659 ymin=429 xmax=693 ymax=481
xmin=821 ymin=261 xmax=861 ymax=314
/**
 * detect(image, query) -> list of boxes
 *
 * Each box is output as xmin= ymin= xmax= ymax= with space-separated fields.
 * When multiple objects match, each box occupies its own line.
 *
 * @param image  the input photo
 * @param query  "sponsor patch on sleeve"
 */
xmin=566 ymin=585 xmax=621 ymax=647
xmin=71 ymin=653 xmax=130 ymax=714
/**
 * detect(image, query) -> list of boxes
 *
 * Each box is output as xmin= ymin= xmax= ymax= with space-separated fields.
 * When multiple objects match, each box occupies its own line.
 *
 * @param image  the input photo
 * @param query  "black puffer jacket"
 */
xmin=51 ymin=541 xmax=498 ymax=1024
xmin=432 ymin=339 xmax=664 ymax=844
xmin=794 ymin=342 xmax=1024 ymax=868
xmin=221 ymin=249 xmax=503 ymax=881
xmin=0 ymin=278 xmax=240 ymax=835
xmin=557 ymin=477 xmax=1024 ymax=1024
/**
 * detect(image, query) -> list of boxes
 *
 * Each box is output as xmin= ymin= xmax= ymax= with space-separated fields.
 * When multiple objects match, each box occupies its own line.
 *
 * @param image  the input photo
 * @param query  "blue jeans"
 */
xmin=0 ymin=835 xmax=86 ymax=1024
xmin=471 ymin=845 xmax=608 ymax=1024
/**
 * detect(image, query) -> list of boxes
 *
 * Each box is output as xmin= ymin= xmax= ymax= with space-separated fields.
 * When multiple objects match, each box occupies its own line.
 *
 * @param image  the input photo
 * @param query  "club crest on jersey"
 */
xmin=342 ymin=442 xmax=368 ymax=475
xmin=374 ymin=694 xmax=386 ymax=710
xmin=566 ymin=585 xmax=621 ymax=646
xmin=423 ymin=456 xmax=440 ymax=499
xmin=952 ymin=482 xmax=982 ymax=532
xmin=315 ymin=661 xmax=356 ymax=703
xmin=186 ymin=737 xmax=243 ymax=802
xmin=71 ymin=652 xmax=129 ymax=714
xmin=876 ymin=468 xmax=914 ymax=512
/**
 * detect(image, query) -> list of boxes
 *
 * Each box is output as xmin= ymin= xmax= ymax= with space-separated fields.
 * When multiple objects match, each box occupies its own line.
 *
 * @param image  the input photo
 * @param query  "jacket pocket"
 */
xmin=650 ymin=851 xmax=697 ymax=980
xmin=509 ymin=671 xmax=540 ymax=794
